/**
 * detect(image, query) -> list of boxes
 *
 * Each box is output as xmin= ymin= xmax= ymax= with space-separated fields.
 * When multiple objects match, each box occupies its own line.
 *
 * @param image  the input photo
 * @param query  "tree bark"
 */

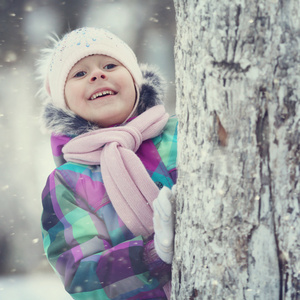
xmin=172 ymin=0 xmax=299 ymax=299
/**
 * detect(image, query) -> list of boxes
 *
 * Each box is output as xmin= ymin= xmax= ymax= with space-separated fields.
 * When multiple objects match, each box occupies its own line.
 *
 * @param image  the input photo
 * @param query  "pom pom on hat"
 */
xmin=42 ymin=27 xmax=143 ymax=109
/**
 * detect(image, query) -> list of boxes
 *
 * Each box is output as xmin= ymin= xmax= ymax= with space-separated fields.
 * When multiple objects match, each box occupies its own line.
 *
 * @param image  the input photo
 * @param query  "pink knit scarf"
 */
xmin=62 ymin=105 xmax=169 ymax=238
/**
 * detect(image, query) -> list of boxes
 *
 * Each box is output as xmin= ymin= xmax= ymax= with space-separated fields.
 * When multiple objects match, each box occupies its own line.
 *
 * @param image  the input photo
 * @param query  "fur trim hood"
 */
xmin=41 ymin=64 xmax=166 ymax=136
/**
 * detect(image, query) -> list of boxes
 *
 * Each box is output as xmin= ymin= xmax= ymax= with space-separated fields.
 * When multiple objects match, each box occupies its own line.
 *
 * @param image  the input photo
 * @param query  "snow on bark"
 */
xmin=172 ymin=0 xmax=299 ymax=299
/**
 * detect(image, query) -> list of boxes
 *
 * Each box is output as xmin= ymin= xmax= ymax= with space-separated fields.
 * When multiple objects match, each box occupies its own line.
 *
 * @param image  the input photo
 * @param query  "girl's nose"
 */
xmin=90 ymin=69 xmax=106 ymax=82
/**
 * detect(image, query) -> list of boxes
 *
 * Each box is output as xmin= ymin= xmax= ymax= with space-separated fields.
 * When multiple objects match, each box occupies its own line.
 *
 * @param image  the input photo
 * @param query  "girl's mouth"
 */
xmin=89 ymin=90 xmax=116 ymax=100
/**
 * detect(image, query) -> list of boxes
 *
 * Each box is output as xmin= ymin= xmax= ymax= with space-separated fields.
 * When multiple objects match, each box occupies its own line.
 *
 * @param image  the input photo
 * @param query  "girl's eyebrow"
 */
xmin=74 ymin=61 xmax=87 ymax=69
xmin=103 ymin=56 xmax=118 ymax=63
xmin=70 ymin=62 xmax=88 ymax=73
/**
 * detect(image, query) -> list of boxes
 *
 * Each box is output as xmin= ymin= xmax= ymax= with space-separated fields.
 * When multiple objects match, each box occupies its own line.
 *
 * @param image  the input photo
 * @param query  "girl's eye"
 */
xmin=74 ymin=71 xmax=86 ymax=78
xmin=104 ymin=64 xmax=117 ymax=70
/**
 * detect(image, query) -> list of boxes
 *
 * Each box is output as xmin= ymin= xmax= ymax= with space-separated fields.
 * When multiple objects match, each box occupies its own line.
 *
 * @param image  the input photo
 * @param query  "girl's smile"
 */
xmin=89 ymin=89 xmax=116 ymax=100
xmin=64 ymin=54 xmax=136 ymax=127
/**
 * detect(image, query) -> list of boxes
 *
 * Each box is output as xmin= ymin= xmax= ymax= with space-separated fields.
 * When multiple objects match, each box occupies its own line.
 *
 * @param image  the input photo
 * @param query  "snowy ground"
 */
xmin=0 ymin=272 xmax=72 ymax=300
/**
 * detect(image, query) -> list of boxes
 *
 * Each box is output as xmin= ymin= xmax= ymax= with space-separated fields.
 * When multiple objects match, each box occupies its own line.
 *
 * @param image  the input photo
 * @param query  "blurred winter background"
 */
xmin=0 ymin=0 xmax=176 ymax=299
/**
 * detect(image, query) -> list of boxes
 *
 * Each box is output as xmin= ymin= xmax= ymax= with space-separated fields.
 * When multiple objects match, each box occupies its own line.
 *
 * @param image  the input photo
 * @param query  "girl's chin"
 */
xmin=92 ymin=116 xmax=128 ymax=128
xmin=88 ymin=106 xmax=134 ymax=127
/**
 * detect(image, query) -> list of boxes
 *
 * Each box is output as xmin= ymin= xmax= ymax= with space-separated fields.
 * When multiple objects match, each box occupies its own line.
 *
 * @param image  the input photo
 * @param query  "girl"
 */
xmin=38 ymin=27 xmax=177 ymax=300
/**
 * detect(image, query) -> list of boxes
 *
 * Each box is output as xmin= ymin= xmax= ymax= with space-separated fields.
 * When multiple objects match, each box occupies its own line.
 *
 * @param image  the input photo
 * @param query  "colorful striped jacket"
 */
xmin=41 ymin=114 xmax=177 ymax=299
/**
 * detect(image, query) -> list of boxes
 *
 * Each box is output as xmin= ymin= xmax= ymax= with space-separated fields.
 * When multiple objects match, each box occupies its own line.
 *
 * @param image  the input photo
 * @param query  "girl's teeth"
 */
xmin=90 ymin=91 xmax=114 ymax=100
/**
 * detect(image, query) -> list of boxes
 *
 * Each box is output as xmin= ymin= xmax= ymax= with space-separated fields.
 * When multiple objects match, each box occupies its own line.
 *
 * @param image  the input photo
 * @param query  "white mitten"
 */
xmin=153 ymin=185 xmax=176 ymax=264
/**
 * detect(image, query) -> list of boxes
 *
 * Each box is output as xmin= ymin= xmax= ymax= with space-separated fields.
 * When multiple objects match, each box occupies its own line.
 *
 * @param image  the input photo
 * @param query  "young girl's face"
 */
xmin=65 ymin=54 xmax=136 ymax=127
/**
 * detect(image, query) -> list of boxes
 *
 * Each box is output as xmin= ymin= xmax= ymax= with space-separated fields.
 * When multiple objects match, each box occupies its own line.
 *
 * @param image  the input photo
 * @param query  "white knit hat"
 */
xmin=44 ymin=27 xmax=143 ymax=110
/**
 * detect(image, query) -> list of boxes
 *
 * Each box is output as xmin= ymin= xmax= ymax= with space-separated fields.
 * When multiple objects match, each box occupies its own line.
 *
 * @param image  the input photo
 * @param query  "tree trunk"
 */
xmin=172 ymin=0 xmax=299 ymax=299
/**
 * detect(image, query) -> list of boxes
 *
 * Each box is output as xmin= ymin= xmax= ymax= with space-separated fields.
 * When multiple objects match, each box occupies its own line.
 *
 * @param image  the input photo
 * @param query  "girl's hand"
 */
xmin=153 ymin=185 xmax=176 ymax=264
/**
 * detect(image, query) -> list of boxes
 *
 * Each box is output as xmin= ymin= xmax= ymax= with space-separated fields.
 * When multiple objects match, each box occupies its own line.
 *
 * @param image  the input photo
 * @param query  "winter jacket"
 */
xmin=41 ymin=65 xmax=177 ymax=300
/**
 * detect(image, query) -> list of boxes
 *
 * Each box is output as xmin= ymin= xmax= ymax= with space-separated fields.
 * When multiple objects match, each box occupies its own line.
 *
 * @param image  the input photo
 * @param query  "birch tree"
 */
xmin=172 ymin=0 xmax=299 ymax=299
